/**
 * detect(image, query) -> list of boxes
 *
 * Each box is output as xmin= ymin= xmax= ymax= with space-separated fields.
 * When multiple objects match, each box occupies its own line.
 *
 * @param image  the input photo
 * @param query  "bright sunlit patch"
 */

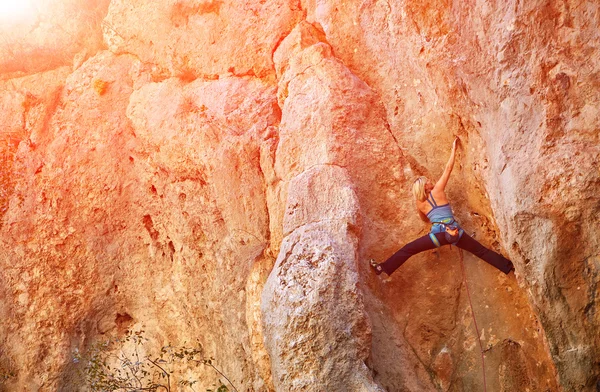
xmin=0 ymin=0 xmax=35 ymax=23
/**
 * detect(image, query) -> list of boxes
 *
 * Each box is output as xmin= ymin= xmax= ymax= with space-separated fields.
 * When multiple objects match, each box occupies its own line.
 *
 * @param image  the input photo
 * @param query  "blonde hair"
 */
xmin=412 ymin=176 xmax=428 ymax=202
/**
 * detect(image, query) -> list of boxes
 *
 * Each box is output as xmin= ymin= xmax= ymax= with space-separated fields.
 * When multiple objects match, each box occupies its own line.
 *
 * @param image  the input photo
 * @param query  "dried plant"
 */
xmin=73 ymin=329 xmax=237 ymax=392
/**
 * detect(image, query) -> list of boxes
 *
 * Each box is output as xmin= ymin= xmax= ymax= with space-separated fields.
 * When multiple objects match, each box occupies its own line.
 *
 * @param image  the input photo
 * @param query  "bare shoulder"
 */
xmin=416 ymin=199 xmax=429 ymax=215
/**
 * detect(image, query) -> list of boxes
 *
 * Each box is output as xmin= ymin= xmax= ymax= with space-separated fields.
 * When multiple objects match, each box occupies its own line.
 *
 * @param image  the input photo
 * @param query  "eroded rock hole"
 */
xmin=143 ymin=214 xmax=159 ymax=241
xmin=168 ymin=240 xmax=175 ymax=260
xmin=115 ymin=312 xmax=134 ymax=328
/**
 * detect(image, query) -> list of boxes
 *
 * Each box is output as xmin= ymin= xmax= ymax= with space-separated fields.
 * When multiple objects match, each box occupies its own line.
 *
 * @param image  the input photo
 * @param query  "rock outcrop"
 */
xmin=0 ymin=0 xmax=598 ymax=391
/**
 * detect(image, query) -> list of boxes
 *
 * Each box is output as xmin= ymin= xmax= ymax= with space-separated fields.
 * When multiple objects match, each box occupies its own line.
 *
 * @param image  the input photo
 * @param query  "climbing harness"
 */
xmin=458 ymin=248 xmax=487 ymax=392
xmin=426 ymin=193 xmax=464 ymax=246
xmin=429 ymin=218 xmax=462 ymax=246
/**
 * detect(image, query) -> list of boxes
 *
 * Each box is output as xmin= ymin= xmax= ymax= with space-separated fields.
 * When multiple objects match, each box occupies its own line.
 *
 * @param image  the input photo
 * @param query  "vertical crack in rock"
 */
xmin=401 ymin=318 xmax=438 ymax=387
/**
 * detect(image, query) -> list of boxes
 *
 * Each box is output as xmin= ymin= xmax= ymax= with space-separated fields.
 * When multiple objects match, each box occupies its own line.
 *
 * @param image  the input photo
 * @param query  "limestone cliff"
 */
xmin=0 ymin=0 xmax=598 ymax=391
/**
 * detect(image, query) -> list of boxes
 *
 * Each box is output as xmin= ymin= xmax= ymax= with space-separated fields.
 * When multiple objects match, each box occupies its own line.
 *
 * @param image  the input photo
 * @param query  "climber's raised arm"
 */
xmin=370 ymin=136 xmax=514 ymax=278
xmin=433 ymin=137 xmax=460 ymax=193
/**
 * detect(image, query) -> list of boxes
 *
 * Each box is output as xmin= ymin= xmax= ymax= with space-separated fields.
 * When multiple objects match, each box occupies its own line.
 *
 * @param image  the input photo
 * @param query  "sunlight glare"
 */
xmin=0 ymin=0 xmax=35 ymax=23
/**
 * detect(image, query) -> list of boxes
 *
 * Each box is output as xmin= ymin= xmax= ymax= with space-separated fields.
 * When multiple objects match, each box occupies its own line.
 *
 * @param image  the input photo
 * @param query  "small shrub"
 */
xmin=74 ymin=329 xmax=238 ymax=392
xmin=0 ymin=351 xmax=16 ymax=385
xmin=0 ymin=367 xmax=15 ymax=383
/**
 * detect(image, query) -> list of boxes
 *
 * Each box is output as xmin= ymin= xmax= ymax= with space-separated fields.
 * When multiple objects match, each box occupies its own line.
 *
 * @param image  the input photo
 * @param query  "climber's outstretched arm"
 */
xmin=433 ymin=137 xmax=460 ymax=193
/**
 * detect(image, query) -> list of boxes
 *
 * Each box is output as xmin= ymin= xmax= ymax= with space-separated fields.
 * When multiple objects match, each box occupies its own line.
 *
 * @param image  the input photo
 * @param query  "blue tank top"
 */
xmin=426 ymin=194 xmax=455 ymax=224
xmin=426 ymin=193 xmax=464 ymax=243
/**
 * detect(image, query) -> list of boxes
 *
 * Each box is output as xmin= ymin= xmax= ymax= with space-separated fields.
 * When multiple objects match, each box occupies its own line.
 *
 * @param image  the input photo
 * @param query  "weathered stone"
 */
xmin=1 ymin=0 xmax=598 ymax=391
xmin=0 ymin=66 xmax=71 ymax=219
xmin=103 ymin=0 xmax=303 ymax=80
xmin=0 ymin=51 xmax=143 ymax=389
xmin=0 ymin=0 xmax=110 ymax=78
xmin=262 ymin=166 xmax=380 ymax=391
xmin=302 ymin=0 xmax=599 ymax=389
xmin=270 ymin=21 xmax=412 ymax=260
xmin=0 ymin=51 xmax=279 ymax=390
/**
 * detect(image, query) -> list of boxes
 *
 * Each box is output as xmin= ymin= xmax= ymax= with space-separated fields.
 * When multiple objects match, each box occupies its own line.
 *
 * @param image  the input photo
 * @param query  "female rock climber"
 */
xmin=370 ymin=137 xmax=514 ymax=276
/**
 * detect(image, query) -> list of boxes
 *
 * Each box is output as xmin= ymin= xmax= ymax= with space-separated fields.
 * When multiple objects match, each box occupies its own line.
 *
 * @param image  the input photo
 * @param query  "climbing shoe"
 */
xmin=369 ymin=259 xmax=383 ymax=275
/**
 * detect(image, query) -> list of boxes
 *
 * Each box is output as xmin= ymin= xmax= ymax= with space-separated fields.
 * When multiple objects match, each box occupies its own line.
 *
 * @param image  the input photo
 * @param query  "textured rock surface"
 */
xmin=262 ymin=166 xmax=380 ymax=391
xmin=103 ymin=0 xmax=303 ymax=80
xmin=0 ymin=0 xmax=110 ymax=79
xmin=0 ymin=0 xmax=599 ymax=391
xmin=303 ymin=0 xmax=599 ymax=390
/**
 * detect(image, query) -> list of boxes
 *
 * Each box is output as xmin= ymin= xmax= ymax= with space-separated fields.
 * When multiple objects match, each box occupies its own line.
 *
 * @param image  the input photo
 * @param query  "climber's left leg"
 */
xmin=455 ymin=233 xmax=514 ymax=274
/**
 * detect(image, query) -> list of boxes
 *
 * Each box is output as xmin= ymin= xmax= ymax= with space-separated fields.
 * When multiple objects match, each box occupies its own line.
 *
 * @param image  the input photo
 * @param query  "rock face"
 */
xmin=0 ymin=1 xmax=598 ymax=392
xmin=0 ymin=0 xmax=110 ymax=79
xmin=103 ymin=0 xmax=303 ymax=80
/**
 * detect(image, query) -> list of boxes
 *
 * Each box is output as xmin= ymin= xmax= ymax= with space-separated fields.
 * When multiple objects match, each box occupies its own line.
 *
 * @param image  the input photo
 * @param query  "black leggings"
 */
xmin=379 ymin=232 xmax=514 ymax=275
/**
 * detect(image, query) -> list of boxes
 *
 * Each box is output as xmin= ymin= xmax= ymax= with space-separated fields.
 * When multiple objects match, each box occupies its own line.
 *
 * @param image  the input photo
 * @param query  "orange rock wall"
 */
xmin=0 ymin=0 xmax=598 ymax=391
